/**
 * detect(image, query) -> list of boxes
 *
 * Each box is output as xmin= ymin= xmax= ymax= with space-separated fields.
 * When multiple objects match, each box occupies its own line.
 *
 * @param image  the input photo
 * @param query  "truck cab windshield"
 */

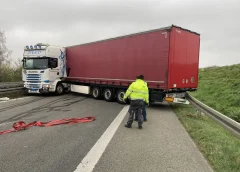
xmin=23 ymin=57 xmax=58 ymax=70
xmin=23 ymin=58 xmax=49 ymax=69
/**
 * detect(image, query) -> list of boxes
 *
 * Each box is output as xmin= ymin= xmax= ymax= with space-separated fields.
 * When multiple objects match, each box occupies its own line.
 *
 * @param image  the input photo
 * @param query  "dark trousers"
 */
xmin=126 ymin=100 xmax=144 ymax=126
xmin=135 ymin=105 xmax=146 ymax=120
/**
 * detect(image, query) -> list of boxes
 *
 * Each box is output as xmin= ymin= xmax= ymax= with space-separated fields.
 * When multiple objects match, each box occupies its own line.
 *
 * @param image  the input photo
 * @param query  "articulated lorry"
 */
xmin=22 ymin=25 xmax=200 ymax=104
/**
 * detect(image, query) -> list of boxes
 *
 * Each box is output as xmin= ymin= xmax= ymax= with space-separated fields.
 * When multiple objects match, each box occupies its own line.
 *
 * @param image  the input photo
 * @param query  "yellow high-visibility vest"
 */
xmin=123 ymin=79 xmax=149 ymax=103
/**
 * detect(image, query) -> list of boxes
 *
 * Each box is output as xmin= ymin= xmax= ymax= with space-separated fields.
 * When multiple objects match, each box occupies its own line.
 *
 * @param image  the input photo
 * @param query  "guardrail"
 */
xmin=0 ymin=87 xmax=24 ymax=93
xmin=186 ymin=93 xmax=240 ymax=139
xmin=0 ymin=82 xmax=23 ymax=89
xmin=0 ymin=82 xmax=24 ymax=95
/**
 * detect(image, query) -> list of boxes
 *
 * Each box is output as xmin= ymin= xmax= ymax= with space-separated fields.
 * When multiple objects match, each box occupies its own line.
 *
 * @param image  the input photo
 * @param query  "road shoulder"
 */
xmin=92 ymin=103 xmax=213 ymax=172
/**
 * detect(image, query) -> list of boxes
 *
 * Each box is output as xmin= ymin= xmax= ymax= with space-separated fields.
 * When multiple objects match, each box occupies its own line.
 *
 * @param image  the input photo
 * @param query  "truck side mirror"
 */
xmin=22 ymin=59 xmax=25 ymax=67
xmin=50 ymin=61 xmax=57 ymax=69
xmin=50 ymin=61 xmax=54 ymax=69
xmin=49 ymin=58 xmax=58 ymax=69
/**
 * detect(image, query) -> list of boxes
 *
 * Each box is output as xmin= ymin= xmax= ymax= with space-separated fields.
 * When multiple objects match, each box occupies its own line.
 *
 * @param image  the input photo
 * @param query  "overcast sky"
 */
xmin=1 ymin=0 xmax=239 ymax=67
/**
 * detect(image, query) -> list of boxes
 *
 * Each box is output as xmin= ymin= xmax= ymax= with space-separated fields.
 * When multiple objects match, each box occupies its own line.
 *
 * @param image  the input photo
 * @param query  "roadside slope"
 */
xmin=190 ymin=63 xmax=240 ymax=121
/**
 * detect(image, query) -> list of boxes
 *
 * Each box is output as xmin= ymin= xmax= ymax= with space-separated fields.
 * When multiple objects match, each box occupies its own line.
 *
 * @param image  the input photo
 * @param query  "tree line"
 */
xmin=0 ymin=29 xmax=22 ymax=82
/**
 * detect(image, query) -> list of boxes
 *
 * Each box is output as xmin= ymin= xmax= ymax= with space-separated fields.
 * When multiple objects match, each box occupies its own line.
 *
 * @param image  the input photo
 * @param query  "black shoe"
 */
xmin=125 ymin=124 xmax=132 ymax=128
xmin=138 ymin=126 xmax=142 ymax=129
xmin=144 ymin=119 xmax=147 ymax=122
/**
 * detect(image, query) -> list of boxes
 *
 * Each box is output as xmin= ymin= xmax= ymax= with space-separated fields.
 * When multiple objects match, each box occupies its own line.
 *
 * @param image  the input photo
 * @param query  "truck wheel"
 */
xmin=117 ymin=90 xmax=126 ymax=104
xmin=103 ymin=88 xmax=114 ymax=102
xmin=92 ymin=87 xmax=101 ymax=99
xmin=55 ymin=83 xmax=64 ymax=95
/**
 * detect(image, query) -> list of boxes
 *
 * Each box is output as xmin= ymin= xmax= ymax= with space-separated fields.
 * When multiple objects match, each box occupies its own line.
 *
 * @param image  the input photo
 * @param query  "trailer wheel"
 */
xmin=55 ymin=83 xmax=64 ymax=95
xmin=92 ymin=87 xmax=101 ymax=99
xmin=117 ymin=90 xmax=126 ymax=104
xmin=103 ymin=88 xmax=114 ymax=102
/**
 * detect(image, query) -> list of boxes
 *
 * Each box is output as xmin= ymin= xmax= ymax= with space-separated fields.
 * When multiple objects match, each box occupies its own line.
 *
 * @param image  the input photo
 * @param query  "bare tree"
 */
xmin=14 ymin=58 xmax=22 ymax=68
xmin=0 ymin=29 xmax=12 ymax=81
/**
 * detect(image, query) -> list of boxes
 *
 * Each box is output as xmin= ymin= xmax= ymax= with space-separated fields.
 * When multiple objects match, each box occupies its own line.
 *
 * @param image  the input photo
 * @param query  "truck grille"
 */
xmin=26 ymin=74 xmax=41 ymax=81
xmin=26 ymin=74 xmax=41 ymax=89
xmin=29 ymin=84 xmax=41 ymax=88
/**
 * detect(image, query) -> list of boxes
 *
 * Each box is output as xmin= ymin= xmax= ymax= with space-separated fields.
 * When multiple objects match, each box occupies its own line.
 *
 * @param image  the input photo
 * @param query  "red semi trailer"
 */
xmin=62 ymin=25 xmax=200 ymax=104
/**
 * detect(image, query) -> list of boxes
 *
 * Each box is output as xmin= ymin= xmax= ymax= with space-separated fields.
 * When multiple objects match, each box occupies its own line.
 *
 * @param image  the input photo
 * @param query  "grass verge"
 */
xmin=171 ymin=103 xmax=240 ymax=172
xmin=191 ymin=64 xmax=240 ymax=122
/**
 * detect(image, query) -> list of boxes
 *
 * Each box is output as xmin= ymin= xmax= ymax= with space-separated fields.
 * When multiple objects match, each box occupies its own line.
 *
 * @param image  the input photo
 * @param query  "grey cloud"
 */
xmin=2 ymin=0 xmax=237 ymax=30
xmin=1 ymin=0 xmax=240 ymax=67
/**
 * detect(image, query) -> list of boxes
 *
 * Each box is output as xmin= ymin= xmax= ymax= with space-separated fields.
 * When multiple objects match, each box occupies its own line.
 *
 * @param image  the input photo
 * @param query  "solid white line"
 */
xmin=73 ymin=105 xmax=129 ymax=172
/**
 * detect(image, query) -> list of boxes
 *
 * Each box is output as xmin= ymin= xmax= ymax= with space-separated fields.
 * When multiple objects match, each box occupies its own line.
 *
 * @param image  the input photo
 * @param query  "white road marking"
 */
xmin=0 ymin=101 xmax=7 ymax=104
xmin=0 ymin=97 xmax=31 ymax=104
xmin=73 ymin=105 xmax=129 ymax=172
xmin=0 ymin=97 xmax=10 ymax=101
xmin=0 ymin=122 xmax=11 ymax=127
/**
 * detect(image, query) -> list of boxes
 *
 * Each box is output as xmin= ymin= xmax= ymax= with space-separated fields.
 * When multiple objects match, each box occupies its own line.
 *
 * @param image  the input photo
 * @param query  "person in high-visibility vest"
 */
xmin=134 ymin=81 xmax=148 ymax=122
xmin=123 ymin=75 xmax=149 ymax=129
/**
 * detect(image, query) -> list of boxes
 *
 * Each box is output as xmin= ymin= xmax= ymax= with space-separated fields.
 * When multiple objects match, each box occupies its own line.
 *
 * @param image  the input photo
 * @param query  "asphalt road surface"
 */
xmin=0 ymin=94 xmax=213 ymax=172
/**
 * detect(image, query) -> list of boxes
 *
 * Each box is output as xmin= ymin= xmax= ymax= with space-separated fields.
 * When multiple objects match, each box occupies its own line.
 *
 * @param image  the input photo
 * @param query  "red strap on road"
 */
xmin=0 ymin=117 xmax=95 ymax=135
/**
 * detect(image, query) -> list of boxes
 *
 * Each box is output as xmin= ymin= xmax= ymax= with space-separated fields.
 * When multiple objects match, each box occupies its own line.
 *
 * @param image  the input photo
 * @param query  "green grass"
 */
xmin=190 ymin=64 xmax=240 ymax=122
xmin=171 ymin=103 xmax=240 ymax=172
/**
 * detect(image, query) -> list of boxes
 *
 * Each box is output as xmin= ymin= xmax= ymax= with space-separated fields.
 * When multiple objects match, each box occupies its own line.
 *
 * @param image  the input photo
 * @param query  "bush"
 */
xmin=0 ymin=63 xmax=22 ymax=82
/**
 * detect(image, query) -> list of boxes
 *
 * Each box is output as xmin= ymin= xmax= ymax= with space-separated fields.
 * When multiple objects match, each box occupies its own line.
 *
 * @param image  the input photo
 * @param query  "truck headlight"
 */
xmin=42 ymin=84 xmax=50 ymax=88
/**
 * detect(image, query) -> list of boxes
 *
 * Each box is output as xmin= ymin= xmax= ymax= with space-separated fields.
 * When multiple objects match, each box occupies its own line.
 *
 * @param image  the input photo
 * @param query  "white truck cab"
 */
xmin=22 ymin=43 xmax=67 ymax=94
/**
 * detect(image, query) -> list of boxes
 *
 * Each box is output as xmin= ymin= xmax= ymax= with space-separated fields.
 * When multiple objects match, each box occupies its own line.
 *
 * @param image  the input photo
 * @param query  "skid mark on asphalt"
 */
xmin=0 ymin=97 xmax=45 ymax=113
xmin=0 ymin=96 xmax=88 ymax=124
